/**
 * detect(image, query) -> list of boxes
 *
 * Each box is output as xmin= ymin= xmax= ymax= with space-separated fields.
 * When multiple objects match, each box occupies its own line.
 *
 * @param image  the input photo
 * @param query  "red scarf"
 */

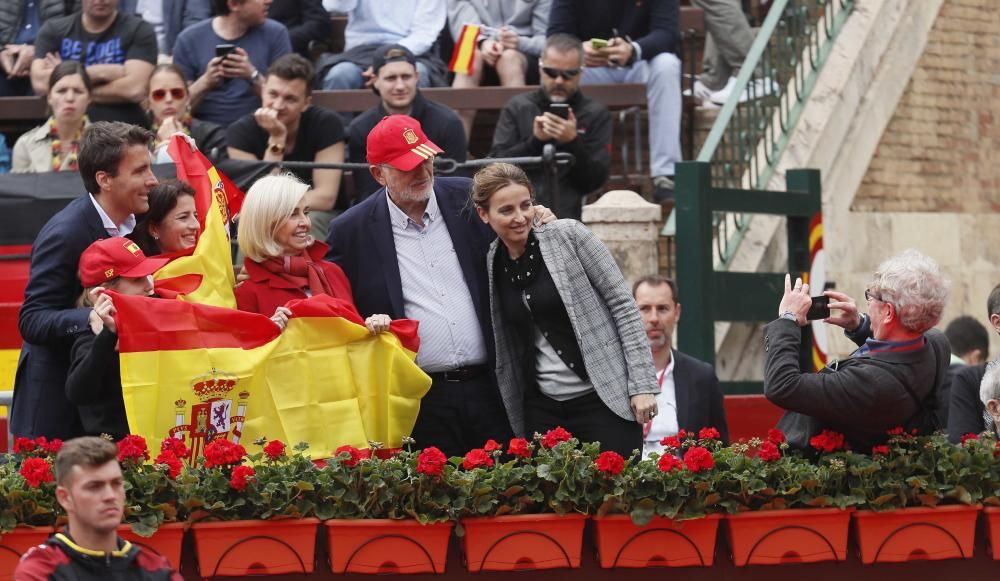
xmin=261 ymin=251 xmax=334 ymax=297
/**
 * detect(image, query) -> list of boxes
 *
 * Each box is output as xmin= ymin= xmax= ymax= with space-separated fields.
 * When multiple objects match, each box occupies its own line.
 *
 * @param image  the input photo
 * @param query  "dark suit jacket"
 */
xmin=14 ymin=195 xmax=108 ymax=439
xmin=673 ymin=350 xmax=729 ymax=444
xmin=324 ymin=177 xmax=495 ymax=359
xmin=946 ymin=362 xmax=988 ymax=443
xmin=547 ymin=0 xmax=679 ymax=59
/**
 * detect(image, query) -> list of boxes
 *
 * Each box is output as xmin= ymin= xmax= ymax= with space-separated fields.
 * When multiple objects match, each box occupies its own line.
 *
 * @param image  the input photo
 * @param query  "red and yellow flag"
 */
xmin=114 ymin=293 xmax=431 ymax=461
xmin=448 ymin=24 xmax=481 ymax=75
xmin=153 ymin=136 xmax=244 ymax=308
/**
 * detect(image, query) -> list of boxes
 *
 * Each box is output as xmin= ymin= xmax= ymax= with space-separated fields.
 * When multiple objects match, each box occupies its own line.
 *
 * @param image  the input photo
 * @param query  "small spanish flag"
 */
xmin=449 ymin=24 xmax=481 ymax=75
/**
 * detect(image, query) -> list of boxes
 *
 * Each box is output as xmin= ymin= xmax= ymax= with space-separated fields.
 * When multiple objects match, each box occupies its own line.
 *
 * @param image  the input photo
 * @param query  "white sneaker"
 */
xmin=683 ymin=79 xmax=715 ymax=103
xmin=709 ymin=76 xmax=777 ymax=105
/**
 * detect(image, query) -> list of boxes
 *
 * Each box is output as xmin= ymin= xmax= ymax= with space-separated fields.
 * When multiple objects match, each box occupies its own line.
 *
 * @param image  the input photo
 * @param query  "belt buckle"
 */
xmin=442 ymin=369 xmax=463 ymax=382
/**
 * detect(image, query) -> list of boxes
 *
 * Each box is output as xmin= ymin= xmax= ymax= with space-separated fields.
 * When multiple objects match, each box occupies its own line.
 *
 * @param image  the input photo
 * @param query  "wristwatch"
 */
xmin=250 ymin=69 xmax=261 ymax=83
xmin=267 ymin=141 xmax=285 ymax=155
xmin=780 ymin=311 xmax=798 ymax=322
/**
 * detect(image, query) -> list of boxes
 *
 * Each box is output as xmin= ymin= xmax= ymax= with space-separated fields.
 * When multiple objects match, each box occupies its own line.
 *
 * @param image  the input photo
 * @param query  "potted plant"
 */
xmin=454 ymin=428 xmax=593 ymax=573
xmin=716 ymin=429 xmax=858 ymax=566
xmin=182 ymin=438 xmax=321 ymax=577
xmin=850 ymin=428 xmax=984 ymax=563
xmin=319 ymin=439 xmax=459 ymax=574
xmin=971 ymin=434 xmax=1000 ymax=559
xmin=590 ymin=427 xmax=726 ymax=568
xmin=0 ymin=437 xmax=62 ymax=580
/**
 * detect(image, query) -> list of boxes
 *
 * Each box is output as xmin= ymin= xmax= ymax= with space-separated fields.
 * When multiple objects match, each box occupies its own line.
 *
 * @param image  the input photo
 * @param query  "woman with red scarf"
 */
xmin=235 ymin=174 xmax=391 ymax=334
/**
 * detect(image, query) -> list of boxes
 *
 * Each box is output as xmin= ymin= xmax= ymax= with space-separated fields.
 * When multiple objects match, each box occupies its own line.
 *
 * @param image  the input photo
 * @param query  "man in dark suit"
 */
xmin=633 ymin=275 xmax=728 ymax=456
xmin=946 ymin=282 xmax=1000 ymax=441
xmin=326 ymin=115 xmax=510 ymax=457
xmin=13 ymin=121 xmax=158 ymax=439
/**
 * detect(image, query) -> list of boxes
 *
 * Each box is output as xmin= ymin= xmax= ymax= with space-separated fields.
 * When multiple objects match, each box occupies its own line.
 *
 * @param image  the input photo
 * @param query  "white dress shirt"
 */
xmin=642 ymin=356 xmax=679 ymax=458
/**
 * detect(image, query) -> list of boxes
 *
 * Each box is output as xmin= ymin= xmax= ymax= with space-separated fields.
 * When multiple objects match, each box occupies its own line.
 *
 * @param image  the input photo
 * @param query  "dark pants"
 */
xmin=410 ymin=373 xmax=514 ymax=459
xmin=525 ymin=389 xmax=642 ymax=459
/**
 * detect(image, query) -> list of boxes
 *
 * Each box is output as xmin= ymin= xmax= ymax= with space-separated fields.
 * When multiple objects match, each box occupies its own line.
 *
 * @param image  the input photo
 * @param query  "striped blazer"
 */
xmin=486 ymin=219 xmax=659 ymax=437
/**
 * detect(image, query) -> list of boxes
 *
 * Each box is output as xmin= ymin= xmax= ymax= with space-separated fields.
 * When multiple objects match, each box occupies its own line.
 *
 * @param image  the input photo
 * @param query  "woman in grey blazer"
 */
xmin=472 ymin=163 xmax=660 ymax=458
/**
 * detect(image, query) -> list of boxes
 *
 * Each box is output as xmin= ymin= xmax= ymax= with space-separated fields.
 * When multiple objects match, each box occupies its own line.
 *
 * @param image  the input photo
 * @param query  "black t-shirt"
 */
xmin=34 ymin=12 xmax=157 ymax=127
xmin=227 ymin=106 xmax=346 ymax=206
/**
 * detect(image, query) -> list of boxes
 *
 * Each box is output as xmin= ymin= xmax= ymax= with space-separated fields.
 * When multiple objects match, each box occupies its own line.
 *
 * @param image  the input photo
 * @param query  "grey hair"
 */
xmin=979 ymin=364 xmax=1000 ymax=407
xmin=869 ymin=249 xmax=950 ymax=334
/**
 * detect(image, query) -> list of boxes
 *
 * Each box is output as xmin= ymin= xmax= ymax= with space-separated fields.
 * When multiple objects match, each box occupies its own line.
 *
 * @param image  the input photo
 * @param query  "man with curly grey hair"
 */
xmin=763 ymin=249 xmax=952 ymax=451
xmin=979 ymin=365 xmax=1000 ymax=437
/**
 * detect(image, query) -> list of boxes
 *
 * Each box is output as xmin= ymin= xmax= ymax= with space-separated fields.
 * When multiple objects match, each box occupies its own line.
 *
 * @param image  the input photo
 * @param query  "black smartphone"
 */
xmin=548 ymin=103 xmax=570 ymax=119
xmin=215 ymin=43 xmax=237 ymax=58
xmin=806 ymin=296 xmax=831 ymax=320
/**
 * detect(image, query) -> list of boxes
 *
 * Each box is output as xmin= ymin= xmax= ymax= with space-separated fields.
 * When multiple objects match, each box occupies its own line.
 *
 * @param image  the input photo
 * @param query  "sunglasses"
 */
xmin=150 ymin=88 xmax=186 ymax=101
xmin=540 ymin=66 xmax=581 ymax=80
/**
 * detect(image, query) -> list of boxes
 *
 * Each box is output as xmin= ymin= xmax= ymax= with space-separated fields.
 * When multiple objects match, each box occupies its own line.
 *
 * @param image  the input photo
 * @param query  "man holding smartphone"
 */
xmin=490 ymin=33 xmax=611 ymax=220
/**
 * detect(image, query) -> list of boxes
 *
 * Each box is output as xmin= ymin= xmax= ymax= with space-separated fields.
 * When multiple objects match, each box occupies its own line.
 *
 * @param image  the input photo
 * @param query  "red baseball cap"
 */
xmin=366 ymin=115 xmax=444 ymax=171
xmin=79 ymin=237 xmax=170 ymax=287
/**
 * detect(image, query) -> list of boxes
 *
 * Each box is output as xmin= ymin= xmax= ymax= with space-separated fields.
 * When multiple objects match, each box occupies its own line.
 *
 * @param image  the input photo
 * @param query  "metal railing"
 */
xmin=695 ymin=0 xmax=855 ymax=269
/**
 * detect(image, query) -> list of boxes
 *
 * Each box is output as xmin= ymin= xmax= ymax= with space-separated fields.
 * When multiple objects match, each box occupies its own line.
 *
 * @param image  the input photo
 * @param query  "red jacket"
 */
xmin=235 ymin=241 xmax=357 ymax=317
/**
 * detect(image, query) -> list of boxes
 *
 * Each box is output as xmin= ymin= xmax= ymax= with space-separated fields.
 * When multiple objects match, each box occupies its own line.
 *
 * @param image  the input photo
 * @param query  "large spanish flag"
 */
xmin=115 ymin=293 xmax=431 ymax=461
xmin=153 ymin=136 xmax=244 ymax=308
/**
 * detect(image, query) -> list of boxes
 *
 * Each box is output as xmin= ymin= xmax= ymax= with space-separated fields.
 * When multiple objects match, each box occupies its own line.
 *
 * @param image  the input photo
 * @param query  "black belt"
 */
xmin=428 ymin=364 xmax=489 ymax=383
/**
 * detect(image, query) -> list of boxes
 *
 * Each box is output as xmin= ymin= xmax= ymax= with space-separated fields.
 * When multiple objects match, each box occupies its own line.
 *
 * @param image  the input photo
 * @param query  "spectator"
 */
xmin=980 ymin=365 xmax=1000 ymax=438
xmin=12 ymin=122 xmax=158 ymax=440
xmin=472 ymin=162 xmax=658 ymax=458
xmin=447 ymin=0 xmax=550 ymax=138
xmin=14 ymin=437 xmax=183 ymax=579
xmin=548 ymin=0 xmax=683 ymax=203
xmin=347 ymin=44 xmax=465 ymax=202
xmin=236 ymin=173 xmax=391 ymax=334
xmin=228 ymin=54 xmax=345 ymax=240
xmin=30 ymin=0 xmax=158 ymax=127
xmin=688 ymin=0 xmax=773 ymax=105
xmin=131 ymin=0 xmax=211 ymax=57
xmin=764 ymin=250 xmax=951 ymax=452
xmin=12 ymin=60 xmax=92 ymax=173
xmin=131 ymin=179 xmax=199 ymax=256
xmin=173 ymin=0 xmax=292 ymax=126
xmin=317 ymin=0 xmax=448 ymax=89
xmin=633 ymin=274 xmax=728 ymax=457
xmin=66 ymin=238 xmax=168 ymax=440
xmin=146 ymin=64 xmax=227 ymax=162
xmin=489 ymin=33 xmax=610 ymax=220
xmin=0 ymin=0 xmax=76 ymax=97
xmin=326 ymin=115 xmax=516 ymax=458
xmin=947 ymin=283 xmax=1000 ymax=441
xmin=267 ymin=0 xmax=331 ymax=58
xmin=945 ymin=315 xmax=990 ymax=366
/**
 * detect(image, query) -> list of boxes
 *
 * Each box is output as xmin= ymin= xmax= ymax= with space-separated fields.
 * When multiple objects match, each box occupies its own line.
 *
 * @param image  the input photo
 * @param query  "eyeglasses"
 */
xmin=540 ymin=65 xmax=581 ymax=80
xmin=864 ymin=288 xmax=881 ymax=302
xmin=150 ymin=88 xmax=186 ymax=101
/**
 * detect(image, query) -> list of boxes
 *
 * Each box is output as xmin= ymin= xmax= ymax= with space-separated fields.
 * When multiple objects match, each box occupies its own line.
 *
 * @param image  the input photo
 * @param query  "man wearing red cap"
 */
xmin=326 ymin=114 xmax=513 ymax=457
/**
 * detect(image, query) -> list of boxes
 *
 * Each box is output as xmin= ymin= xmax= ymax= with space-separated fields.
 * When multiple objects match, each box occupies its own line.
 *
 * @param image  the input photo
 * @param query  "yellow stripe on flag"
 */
xmin=449 ymin=24 xmax=480 ymax=75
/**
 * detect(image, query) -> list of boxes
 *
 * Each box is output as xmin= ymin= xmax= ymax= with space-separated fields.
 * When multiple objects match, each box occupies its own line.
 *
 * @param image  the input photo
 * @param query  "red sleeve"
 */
xmin=14 ymin=544 xmax=69 ymax=580
xmin=133 ymin=548 xmax=183 ymax=579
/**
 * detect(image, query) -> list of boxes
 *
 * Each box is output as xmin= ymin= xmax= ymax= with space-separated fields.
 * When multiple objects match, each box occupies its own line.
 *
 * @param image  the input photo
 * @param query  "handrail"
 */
xmin=694 ymin=0 xmax=855 ymax=269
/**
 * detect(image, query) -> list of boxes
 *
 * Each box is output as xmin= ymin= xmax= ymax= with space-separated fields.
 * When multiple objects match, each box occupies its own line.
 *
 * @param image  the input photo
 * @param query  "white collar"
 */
xmin=89 ymin=193 xmax=136 ymax=236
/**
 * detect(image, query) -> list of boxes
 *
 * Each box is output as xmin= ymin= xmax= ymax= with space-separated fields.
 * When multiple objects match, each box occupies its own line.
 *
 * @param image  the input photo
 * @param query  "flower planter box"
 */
xmin=461 ymin=513 xmax=586 ymax=572
xmin=853 ymin=504 xmax=980 ymax=564
xmin=726 ymin=508 xmax=852 ymax=566
xmin=592 ymin=514 xmax=721 ymax=568
xmin=0 ymin=526 xmax=55 ymax=581
xmin=326 ymin=519 xmax=453 ymax=574
xmin=984 ymin=506 xmax=1000 ymax=560
xmin=118 ymin=522 xmax=186 ymax=571
xmin=191 ymin=518 xmax=319 ymax=576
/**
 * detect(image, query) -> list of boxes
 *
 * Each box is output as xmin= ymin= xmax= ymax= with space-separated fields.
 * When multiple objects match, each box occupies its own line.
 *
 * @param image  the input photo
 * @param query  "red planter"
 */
xmin=117 ymin=522 xmax=186 ymax=571
xmin=725 ymin=507 xmax=852 ymax=566
xmin=984 ymin=506 xmax=1000 ymax=559
xmin=325 ymin=519 xmax=453 ymax=574
xmin=853 ymin=504 xmax=980 ymax=564
xmin=461 ymin=513 xmax=587 ymax=572
xmin=592 ymin=514 xmax=721 ymax=568
xmin=191 ymin=518 xmax=319 ymax=576
xmin=0 ymin=526 xmax=55 ymax=581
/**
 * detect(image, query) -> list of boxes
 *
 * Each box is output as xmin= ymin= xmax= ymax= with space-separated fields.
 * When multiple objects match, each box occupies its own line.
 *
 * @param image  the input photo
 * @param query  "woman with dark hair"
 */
xmin=131 ymin=179 xmax=200 ymax=256
xmin=472 ymin=162 xmax=659 ymax=458
xmin=12 ymin=61 xmax=92 ymax=173
xmin=147 ymin=64 xmax=226 ymax=161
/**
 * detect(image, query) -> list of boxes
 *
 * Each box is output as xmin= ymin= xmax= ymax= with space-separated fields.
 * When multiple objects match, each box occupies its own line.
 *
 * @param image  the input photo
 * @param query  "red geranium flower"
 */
xmin=117 ymin=435 xmax=150 ymax=463
xmin=154 ymin=451 xmax=183 ymax=479
xmin=809 ymin=430 xmax=846 ymax=453
xmin=595 ymin=451 xmax=625 ymax=475
xmin=682 ymin=446 xmax=715 ymax=472
xmin=659 ymin=436 xmax=682 ymax=450
xmin=887 ymin=426 xmax=905 ymax=436
xmin=229 ymin=465 xmax=255 ymax=491
xmin=756 ymin=441 xmax=780 ymax=462
xmin=658 ymin=453 xmax=683 ymax=472
xmin=540 ymin=426 xmax=572 ymax=449
xmin=160 ymin=438 xmax=190 ymax=459
xmin=34 ymin=437 xmax=62 ymax=455
xmin=263 ymin=440 xmax=286 ymax=460
xmin=334 ymin=445 xmax=363 ymax=468
xmin=960 ymin=433 xmax=980 ymax=445
xmin=203 ymin=439 xmax=247 ymax=468
xmin=698 ymin=427 xmax=721 ymax=440
xmin=20 ymin=457 xmax=53 ymax=488
xmin=416 ymin=447 xmax=447 ymax=476
xmin=462 ymin=448 xmax=494 ymax=470
xmin=677 ymin=429 xmax=688 ymax=439
xmin=766 ymin=429 xmax=786 ymax=444
xmin=483 ymin=439 xmax=501 ymax=453
xmin=507 ymin=438 xmax=531 ymax=458
xmin=13 ymin=437 xmax=37 ymax=454
xmin=871 ymin=445 xmax=890 ymax=456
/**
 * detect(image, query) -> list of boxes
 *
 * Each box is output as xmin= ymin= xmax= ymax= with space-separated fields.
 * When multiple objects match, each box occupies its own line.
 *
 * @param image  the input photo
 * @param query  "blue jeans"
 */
xmin=322 ymin=60 xmax=435 ymax=90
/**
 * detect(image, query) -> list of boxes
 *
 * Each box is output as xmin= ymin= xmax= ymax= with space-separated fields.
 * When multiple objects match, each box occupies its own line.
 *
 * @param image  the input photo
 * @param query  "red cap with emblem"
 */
xmin=79 ymin=237 xmax=171 ymax=287
xmin=366 ymin=115 xmax=444 ymax=171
